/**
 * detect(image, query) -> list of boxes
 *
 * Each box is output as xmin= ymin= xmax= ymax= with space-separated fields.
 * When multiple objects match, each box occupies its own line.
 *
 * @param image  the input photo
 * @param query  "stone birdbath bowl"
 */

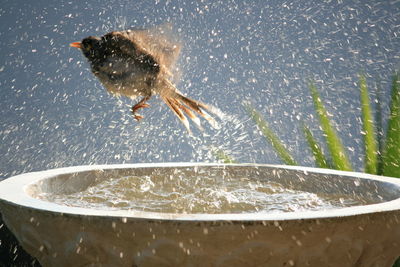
xmin=0 ymin=163 xmax=400 ymax=266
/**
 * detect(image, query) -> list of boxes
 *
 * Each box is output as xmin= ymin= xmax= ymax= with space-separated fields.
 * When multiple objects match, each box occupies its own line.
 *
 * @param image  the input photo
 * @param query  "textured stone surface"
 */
xmin=1 ymin=203 xmax=400 ymax=267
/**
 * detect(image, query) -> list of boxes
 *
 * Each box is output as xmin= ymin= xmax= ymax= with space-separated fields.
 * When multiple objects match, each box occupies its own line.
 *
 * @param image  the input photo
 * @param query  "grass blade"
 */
xmin=245 ymin=104 xmax=297 ymax=165
xmin=359 ymin=74 xmax=378 ymax=174
xmin=213 ymin=149 xmax=238 ymax=164
xmin=303 ymin=124 xmax=331 ymax=169
xmin=382 ymin=73 xmax=400 ymax=178
xmin=375 ymin=80 xmax=384 ymax=175
xmin=309 ymin=81 xmax=353 ymax=171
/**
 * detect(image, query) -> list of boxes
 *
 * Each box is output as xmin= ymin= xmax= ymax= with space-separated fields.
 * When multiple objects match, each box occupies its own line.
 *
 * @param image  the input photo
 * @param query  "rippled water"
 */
xmin=38 ymin=173 xmax=365 ymax=214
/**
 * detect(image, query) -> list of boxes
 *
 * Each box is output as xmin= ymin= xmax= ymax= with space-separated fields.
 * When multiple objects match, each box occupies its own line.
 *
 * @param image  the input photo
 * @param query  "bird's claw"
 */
xmin=133 ymin=114 xmax=144 ymax=121
xmin=132 ymin=103 xmax=150 ymax=121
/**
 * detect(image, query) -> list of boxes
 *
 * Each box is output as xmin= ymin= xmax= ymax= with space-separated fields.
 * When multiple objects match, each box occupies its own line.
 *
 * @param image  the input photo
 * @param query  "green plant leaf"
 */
xmin=213 ymin=149 xmax=238 ymax=164
xmin=245 ymin=104 xmax=297 ymax=165
xmin=374 ymin=80 xmax=385 ymax=175
xmin=308 ymin=81 xmax=353 ymax=171
xmin=303 ymin=125 xmax=331 ymax=169
xmin=382 ymin=73 xmax=400 ymax=178
xmin=359 ymin=74 xmax=378 ymax=174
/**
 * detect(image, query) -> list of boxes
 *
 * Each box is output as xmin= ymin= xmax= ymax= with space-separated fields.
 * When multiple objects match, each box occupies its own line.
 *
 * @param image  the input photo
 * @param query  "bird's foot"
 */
xmin=132 ymin=102 xmax=150 ymax=121
xmin=133 ymin=114 xmax=144 ymax=121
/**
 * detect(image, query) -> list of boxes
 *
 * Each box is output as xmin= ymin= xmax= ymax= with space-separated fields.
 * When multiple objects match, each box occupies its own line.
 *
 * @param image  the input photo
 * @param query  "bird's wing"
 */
xmin=103 ymin=31 xmax=143 ymax=58
xmin=100 ymin=31 xmax=158 ymax=77
xmin=130 ymin=24 xmax=181 ymax=70
xmin=105 ymin=25 xmax=181 ymax=70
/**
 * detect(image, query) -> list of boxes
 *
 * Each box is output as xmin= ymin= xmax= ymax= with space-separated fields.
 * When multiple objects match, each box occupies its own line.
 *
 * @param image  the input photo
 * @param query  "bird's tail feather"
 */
xmin=160 ymin=84 xmax=219 ymax=132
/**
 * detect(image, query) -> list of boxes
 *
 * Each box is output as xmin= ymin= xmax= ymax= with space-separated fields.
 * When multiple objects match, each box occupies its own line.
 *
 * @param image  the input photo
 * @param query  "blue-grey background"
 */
xmin=0 ymin=0 xmax=399 ymax=180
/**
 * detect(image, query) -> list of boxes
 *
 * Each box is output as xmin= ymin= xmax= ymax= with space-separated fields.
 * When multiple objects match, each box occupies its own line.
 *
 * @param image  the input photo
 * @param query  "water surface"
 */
xmin=38 ymin=173 xmax=368 ymax=214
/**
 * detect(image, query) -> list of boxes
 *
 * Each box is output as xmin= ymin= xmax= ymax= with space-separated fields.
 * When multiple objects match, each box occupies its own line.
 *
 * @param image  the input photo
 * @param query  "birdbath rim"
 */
xmin=1 ymin=163 xmax=400 ymax=222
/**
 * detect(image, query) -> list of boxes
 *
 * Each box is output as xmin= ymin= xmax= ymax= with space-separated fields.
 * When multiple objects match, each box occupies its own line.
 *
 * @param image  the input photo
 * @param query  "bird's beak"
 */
xmin=70 ymin=42 xmax=82 ymax=49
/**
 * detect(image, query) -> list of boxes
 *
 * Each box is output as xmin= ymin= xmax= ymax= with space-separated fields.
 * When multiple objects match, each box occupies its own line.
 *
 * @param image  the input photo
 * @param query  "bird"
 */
xmin=70 ymin=25 xmax=218 ymax=132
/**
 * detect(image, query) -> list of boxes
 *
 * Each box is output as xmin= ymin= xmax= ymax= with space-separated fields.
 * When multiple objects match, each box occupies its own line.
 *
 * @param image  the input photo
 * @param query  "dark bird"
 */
xmin=70 ymin=25 xmax=218 ymax=131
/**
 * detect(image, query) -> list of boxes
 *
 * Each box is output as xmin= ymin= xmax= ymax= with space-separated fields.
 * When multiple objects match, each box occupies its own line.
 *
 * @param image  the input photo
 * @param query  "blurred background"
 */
xmin=0 ymin=0 xmax=399 ymax=179
xmin=0 ymin=0 xmax=399 ymax=264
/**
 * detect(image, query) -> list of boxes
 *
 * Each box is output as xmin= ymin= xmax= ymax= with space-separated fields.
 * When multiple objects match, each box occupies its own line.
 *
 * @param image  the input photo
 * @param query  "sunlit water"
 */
xmin=38 ymin=174 xmax=366 ymax=214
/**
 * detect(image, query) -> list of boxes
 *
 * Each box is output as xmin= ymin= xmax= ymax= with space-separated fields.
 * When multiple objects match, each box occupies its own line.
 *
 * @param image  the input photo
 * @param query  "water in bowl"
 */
xmin=37 ymin=170 xmax=369 ymax=214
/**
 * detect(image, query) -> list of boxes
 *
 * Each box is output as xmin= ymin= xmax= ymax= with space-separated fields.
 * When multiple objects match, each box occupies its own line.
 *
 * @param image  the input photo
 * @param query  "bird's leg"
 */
xmin=132 ymin=95 xmax=151 ymax=121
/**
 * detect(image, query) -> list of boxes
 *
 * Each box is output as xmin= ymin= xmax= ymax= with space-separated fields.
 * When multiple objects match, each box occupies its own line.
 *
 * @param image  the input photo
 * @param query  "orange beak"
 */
xmin=70 ymin=42 xmax=82 ymax=49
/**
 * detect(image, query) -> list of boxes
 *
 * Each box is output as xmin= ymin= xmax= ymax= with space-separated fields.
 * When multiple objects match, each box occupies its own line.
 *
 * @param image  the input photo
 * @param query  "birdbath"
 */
xmin=1 ymin=163 xmax=400 ymax=267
